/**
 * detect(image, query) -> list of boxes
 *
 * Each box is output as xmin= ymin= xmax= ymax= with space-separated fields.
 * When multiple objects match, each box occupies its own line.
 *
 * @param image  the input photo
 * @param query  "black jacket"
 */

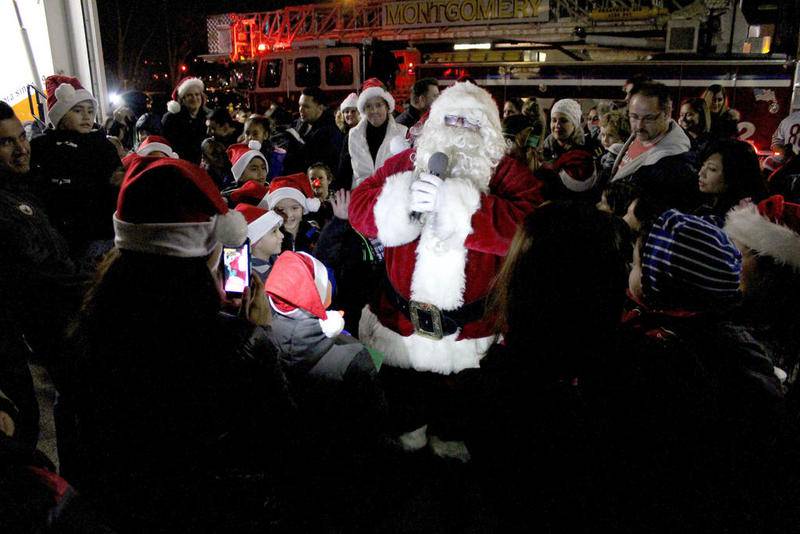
xmin=161 ymin=107 xmax=210 ymax=164
xmin=287 ymin=109 xmax=342 ymax=174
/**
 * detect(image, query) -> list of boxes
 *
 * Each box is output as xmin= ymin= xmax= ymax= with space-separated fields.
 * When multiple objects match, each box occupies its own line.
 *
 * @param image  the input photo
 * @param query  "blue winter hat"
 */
xmin=641 ymin=209 xmax=742 ymax=310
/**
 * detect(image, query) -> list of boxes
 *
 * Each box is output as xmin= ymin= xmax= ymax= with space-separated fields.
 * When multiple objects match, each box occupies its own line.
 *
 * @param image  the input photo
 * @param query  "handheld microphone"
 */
xmin=411 ymin=152 xmax=449 ymax=223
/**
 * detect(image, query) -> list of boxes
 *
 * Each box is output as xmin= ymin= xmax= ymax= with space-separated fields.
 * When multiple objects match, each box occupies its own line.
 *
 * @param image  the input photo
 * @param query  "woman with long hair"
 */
xmin=702 ymin=84 xmax=740 ymax=139
xmin=696 ymin=138 xmax=768 ymax=219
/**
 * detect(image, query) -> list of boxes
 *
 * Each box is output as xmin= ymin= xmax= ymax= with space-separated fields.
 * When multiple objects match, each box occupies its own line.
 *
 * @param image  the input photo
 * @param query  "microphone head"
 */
xmin=428 ymin=152 xmax=449 ymax=178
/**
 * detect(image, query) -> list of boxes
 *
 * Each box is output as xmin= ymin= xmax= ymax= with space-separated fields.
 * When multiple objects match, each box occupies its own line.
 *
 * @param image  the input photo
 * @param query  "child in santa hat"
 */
xmin=243 ymin=114 xmax=286 ymax=180
xmin=235 ymin=203 xmax=284 ymax=282
xmin=261 ymin=172 xmax=322 ymax=254
xmin=226 ymin=140 xmax=269 ymax=187
xmin=30 ymin=75 xmax=122 ymax=266
xmin=121 ymin=135 xmax=180 ymax=168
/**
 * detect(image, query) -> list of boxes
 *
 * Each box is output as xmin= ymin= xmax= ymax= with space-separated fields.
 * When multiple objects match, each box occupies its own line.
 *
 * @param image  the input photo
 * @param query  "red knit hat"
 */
xmin=114 ymin=157 xmax=247 ymax=257
xmin=45 ymin=75 xmax=96 ymax=129
xmin=235 ymin=204 xmax=283 ymax=244
xmin=229 ymin=180 xmax=268 ymax=206
xmin=357 ymin=77 xmax=395 ymax=114
xmin=265 ymin=251 xmax=344 ymax=337
xmin=227 ymin=140 xmax=268 ymax=183
xmin=553 ymin=150 xmax=598 ymax=192
xmin=725 ymin=195 xmax=800 ymax=271
xmin=166 ymin=77 xmax=205 ymax=114
xmin=136 ymin=135 xmax=178 ymax=158
xmin=263 ymin=173 xmax=321 ymax=213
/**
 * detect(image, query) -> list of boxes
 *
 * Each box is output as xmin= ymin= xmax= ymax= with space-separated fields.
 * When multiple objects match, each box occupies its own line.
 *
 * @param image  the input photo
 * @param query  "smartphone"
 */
xmin=221 ymin=240 xmax=250 ymax=298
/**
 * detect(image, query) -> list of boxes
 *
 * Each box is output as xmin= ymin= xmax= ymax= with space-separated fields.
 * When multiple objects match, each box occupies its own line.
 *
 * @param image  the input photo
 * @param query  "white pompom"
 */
xmin=390 ymin=135 xmax=410 ymax=155
xmin=247 ymin=140 xmax=262 ymax=151
xmin=166 ymin=100 xmax=181 ymax=114
xmin=306 ymin=197 xmax=321 ymax=213
xmin=215 ymin=210 xmax=247 ymax=246
xmin=318 ymin=311 xmax=344 ymax=338
xmin=55 ymin=83 xmax=76 ymax=101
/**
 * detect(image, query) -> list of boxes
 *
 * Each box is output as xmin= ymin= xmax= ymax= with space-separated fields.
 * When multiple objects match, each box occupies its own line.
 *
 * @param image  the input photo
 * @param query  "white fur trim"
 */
xmin=390 ymin=135 xmax=410 ymax=155
xmin=215 ymin=210 xmax=248 ymax=246
xmin=137 ymin=142 xmax=177 ymax=158
xmin=559 ymin=167 xmax=598 ymax=192
xmin=373 ymin=170 xmax=422 ymax=246
xmin=176 ymin=77 xmax=204 ymax=98
xmin=48 ymin=85 xmax=96 ymax=128
xmin=428 ymin=436 xmax=471 ymax=463
xmin=247 ymin=140 xmax=262 ymax=151
xmin=349 ymin=118 xmax=408 ymax=188
xmin=359 ymin=305 xmax=493 ymax=374
xmin=306 ymin=197 xmax=321 ymax=213
xmin=247 ymin=210 xmax=283 ymax=244
xmin=319 ymin=311 xmax=345 ymax=338
xmin=428 ymin=178 xmax=481 ymax=251
xmin=166 ymin=100 xmax=181 ymax=114
xmin=357 ymin=86 xmax=395 ymax=114
xmin=297 ymin=251 xmax=329 ymax=302
xmin=113 ymin=213 xmax=217 ymax=257
xmin=231 ymin=150 xmax=267 ymax=182
xmin=725 ymin=204 xmax=800 ymax=271
xmin=340 ymin=92 xmax=358 ymax=111
xmin=399 ymin=425 xmax=428 ymax=451
xmin=267 ymin=188 xmax=309 ymax=213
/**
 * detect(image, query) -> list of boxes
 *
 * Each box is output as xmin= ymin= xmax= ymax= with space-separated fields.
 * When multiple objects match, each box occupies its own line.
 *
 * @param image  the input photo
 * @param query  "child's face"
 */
xmin=59 ymin=100 xmax=95 ymax=133
xmin=245 ymin=123 xmax=267 ymax=143
xmin=599 ymin=127 xmax=620 ymax=149
xmin=252 ymin=225 xmax=283 ymax=260
xmin=240 ymin=157 xmax=268 ymax=185
xmin=308 ymin=168 xmax=331 ymax=200
xmin=274 ymin=198 xmax=304 ymax=234
xmin=629 ymin=239 xmax=644 ymax=301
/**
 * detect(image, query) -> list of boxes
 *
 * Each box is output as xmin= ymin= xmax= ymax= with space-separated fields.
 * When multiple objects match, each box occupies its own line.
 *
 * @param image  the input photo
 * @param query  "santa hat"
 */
xmin=261 ymin=173 xmax=321 ymax=213
xmin=265 ymin=251 xmax=344 ymax=338
xmin=340 ymin=92 xmax=358 ymax=111
xmin=227 ymin=140 xmax=268 ymax=183
xmin=235 ymin=204 xmax=283 ymax=244
xmin=136 ymin=135 xmax=179 ymax=158
xmin=724 ymin=195 xmax=800 ymax=271
xmin=45 ymin=75 xmax=97 ymax=129
xmin=113 ymin=157 xmax=247 ymax=257
xmin=642 ymin=209 xmax=741 ymax=310
xmin=553 ymin=150 xmax=598 ymax=192
xmin=550 ymin=99 xmax=582 ymax=130
xmin=357 ymin=78 xmax=395 ymax=115
xmin=166 ymin=77 xmax=205 ymax=114
xmin=229 ymin=180 xmax=268 ymax=206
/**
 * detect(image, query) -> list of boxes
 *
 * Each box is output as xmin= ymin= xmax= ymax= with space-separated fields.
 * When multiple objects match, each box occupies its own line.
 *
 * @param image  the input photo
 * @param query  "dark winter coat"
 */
xmin=280 ymin=219 xmax=320 ymax=254
xmin=394 ymin=105 xmax=422 ymax=128
xmin=29 ymin=129 xmax=121 ymax=258
xmin=287 ymin=109 xmax=342 ymax=174
xmin=161 ymin=106 xmax=210 ymax=164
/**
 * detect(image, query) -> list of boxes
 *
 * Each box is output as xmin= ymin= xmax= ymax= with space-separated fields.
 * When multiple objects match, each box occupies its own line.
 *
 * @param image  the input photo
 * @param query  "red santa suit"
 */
xmin=350 ymin=122 xmax=542 ymax=374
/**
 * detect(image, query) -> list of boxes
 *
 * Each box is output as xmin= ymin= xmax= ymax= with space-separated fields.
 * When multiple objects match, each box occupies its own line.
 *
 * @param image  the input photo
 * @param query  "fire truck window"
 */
xmin=325 ymin=55 xmax=354 ymax=86
xmin=258 ymin=59 xmax=283 ymax=88
xmin=295 ymin=57 xmax=321 ymax=88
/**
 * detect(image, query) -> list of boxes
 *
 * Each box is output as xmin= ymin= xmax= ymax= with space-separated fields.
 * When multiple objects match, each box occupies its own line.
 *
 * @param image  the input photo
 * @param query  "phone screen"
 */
xmin=222 ymin=241 xmax=250 ymax=297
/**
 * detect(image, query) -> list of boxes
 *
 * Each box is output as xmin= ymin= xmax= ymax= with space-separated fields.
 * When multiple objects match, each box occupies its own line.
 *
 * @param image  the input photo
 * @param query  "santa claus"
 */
xmin=349 ymin=82 xmax=542 ymax=452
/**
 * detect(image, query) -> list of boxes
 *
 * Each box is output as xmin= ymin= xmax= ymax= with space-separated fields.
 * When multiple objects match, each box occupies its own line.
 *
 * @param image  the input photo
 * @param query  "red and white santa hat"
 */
xmin=724 ymin=194 xmax=800 ymax=271
xmin=114 ymin=157 xmax=247 ymax=257
xmin=357 ymin=78 xmax=395 ymax=115
xmin=261 ymin=172 xmax=321 ymax=213
xmin=265 ymin=251 xmax=344 ymax=337
xmin=227 ymin=140 xmax=268 ymax=183
xmin=234 ymin=203 xmax=283 ymax=244
xmin=340 ymin=92 xmax=358 ymax=111
xmin=136 ymin=135 xmax=179 ymax=158
xmin=166 ymin=76 xmax=205 ymax=114
xmin=45 ymin=75 xmax=97 ymax=129
xmin=553 ymin=149 xmax=598 ymax=192
xmin=229 ymin=180 xmax=269 ymax=206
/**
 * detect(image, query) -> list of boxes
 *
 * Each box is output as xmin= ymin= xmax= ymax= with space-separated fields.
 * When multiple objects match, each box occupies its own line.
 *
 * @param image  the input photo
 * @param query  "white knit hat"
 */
xmin=551 ymin=99 xmax=582 ymax=130
xmin=340 ymin=92 xmax=358 ymax=111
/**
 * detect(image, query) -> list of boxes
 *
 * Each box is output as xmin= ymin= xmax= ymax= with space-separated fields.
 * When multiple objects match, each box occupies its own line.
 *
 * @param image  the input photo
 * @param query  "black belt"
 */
xmin=383 ymin=278 xmax=486 ymax=340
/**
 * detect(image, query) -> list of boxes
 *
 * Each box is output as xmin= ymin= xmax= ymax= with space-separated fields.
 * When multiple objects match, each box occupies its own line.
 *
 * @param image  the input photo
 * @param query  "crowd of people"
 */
xmin=2 ymin=68 xmax=800 ymax=532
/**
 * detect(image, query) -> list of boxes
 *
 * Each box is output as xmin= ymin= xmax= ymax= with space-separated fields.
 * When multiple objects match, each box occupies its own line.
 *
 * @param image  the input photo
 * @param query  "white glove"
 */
xmin=319 ymin=310 xmax=345 ymax=338
xmin=409 ymin=172 xmax=443 ymax=214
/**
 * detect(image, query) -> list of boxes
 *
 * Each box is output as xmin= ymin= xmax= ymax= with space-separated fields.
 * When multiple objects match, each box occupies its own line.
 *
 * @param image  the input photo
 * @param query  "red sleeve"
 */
xmin=348 ymin=148 xmax=414 ymax=238
xmin=464 ymin=156 xmax=543 ymax=256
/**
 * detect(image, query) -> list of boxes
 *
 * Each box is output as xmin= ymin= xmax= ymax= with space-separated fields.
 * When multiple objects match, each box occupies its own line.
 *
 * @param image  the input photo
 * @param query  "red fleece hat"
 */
xmin=45 ymin=75 xmax=96 ymax=128
xmin=725 ymin=195 xmax=800 ymax=271
xmin=114 ymin=157 xmax=247 ymax=257
xmin=136 ymin=135 xmax=178 ymax=158
xmin=166 ymin=77 xmax=204 ymax=114
xmin=263 ymin=173 xmax=321 ymax=213
xmin=229 ymin=180 xmax=268 ymax=206
xmin=357 ymin=77 xmax=395 ymax=114
xmin=553 ymin=149 xmax=598 ymax=192
xmin=227 ymin=140 xmax=268 ymax=183
xmin=234 ymin=204 xmax=283 ymax=244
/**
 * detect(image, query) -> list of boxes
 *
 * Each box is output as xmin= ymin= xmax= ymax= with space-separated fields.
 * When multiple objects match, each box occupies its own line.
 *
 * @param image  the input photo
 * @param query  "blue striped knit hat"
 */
xmin=641 ymin=209 xmax=742 ymax=310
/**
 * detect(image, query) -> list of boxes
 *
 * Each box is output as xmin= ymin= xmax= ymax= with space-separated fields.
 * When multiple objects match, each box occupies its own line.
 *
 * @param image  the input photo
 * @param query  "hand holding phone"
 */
xmin=222 ymin=241 xmax=251 ymax=298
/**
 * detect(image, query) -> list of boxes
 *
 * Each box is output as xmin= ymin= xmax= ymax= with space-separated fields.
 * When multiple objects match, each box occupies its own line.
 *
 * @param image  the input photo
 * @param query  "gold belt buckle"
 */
xmin=408 ymin=300 xmax=444 ymax=340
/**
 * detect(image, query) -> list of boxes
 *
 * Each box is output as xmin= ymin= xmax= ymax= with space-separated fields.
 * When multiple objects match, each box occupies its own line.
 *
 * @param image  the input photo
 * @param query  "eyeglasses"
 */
xmin=444 ymin=114 xmax=481 ymax=131
xmin=629 ymin=112 xmax=663 ymax=124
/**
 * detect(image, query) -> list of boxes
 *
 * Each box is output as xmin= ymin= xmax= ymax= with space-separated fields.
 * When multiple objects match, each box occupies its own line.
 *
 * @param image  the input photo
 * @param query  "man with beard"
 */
xmin=349 ymin=82 xmax=543 ymax=458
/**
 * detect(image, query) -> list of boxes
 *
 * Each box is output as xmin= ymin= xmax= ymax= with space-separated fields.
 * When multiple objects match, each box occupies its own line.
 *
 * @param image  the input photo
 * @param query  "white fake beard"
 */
xmin=413 ymin=124 xmax=505 ymax=193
